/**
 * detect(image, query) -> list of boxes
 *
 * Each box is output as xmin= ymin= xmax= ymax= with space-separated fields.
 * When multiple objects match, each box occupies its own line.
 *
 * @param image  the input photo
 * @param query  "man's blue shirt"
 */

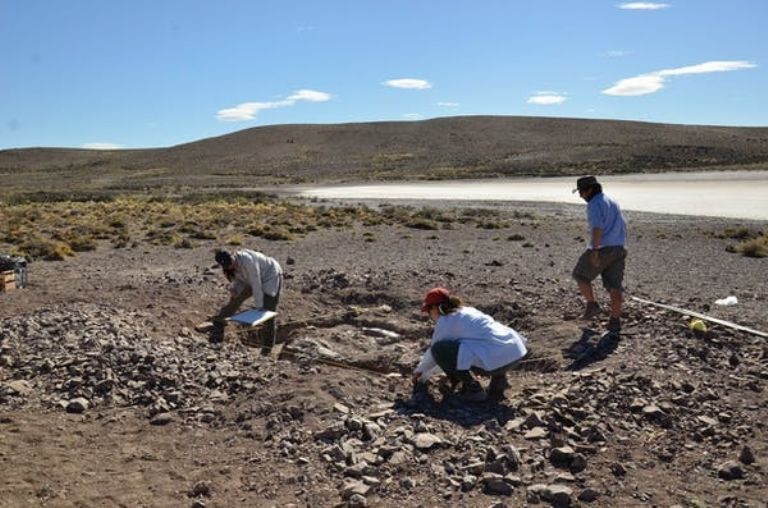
xmin=586 ymin=192 xmax=626 ymax=248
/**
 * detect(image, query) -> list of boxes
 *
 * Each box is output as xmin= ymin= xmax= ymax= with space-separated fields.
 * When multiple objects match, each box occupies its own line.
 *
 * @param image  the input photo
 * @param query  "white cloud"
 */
xmin=403 ymin=113 xmax=424 ymax=120
xmin=527 ymin=92 xmax=567 ymax=105
xmin=656 ymin=60 xmax=757 ymax=76
xmin=217 ymin=89 xmax=331 ymax=121
xmin=287 ymin=89 xmax=331 ymax=102
xmin=82 ymin=142 xmax=125 ymax=150
xmin=602 ymin=60 xmax=757 ymax=96
xmin=437 ymin=102 xmax=460 ymax=108
xmin=618 ymin=2 xmax=670 ymax=10
xmin=384 ymin=78 xmax=432 ymax=90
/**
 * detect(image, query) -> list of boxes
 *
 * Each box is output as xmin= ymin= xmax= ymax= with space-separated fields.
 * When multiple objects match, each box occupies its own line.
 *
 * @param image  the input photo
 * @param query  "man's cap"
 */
xmin=421 ymin=287 xmax=450 ymax=312
xmin=214 ymin=249 xmax=233 ymax=267
xmin=573 ymin=175 xmax=599 ymax=193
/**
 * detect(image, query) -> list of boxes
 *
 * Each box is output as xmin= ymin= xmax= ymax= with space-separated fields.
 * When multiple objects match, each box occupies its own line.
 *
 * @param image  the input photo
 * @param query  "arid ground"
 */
xmin=2 ymin=195 xmax=766 ymax=507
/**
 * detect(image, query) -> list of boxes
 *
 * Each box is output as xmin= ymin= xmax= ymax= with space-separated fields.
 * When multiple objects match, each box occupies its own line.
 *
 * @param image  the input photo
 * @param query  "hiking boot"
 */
xmin=607 ymin=316 xmax=622 ymax=333
xmin=581 ymin=301 xmax=602 ymax=320
xmin=458 ymin=378 xmax=487 ymax=403
xmin=487 ymin=374 xmax=510 ymax=399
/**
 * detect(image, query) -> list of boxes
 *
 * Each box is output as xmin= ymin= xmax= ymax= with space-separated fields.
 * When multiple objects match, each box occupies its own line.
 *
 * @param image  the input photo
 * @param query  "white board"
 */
xmin=227 ymin=309 xmax=277 ymax=327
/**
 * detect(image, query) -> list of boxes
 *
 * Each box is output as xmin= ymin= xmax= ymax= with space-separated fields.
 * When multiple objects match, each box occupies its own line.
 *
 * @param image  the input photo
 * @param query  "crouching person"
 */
xmin=212 ymin=248 xmax=283 ymax=354
xmin=412 ymin=287 xmax=528 ymax=402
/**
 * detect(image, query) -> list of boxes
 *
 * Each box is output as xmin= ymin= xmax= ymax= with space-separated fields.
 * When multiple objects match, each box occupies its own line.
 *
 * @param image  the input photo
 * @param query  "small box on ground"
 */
xmin=1 ymin=272 xmax=16 ymax=293
xmin=0 ymin=255 xmax=28 ymax=289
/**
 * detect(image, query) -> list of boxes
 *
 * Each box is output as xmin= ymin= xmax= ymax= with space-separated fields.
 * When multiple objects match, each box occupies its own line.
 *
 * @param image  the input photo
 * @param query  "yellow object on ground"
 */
xmin=689 ymin=319 xmax=708 ymax=334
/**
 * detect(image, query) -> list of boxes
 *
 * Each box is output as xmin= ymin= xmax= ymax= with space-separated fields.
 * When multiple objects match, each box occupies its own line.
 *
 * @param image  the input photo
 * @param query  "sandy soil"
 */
xmin=1 ymin=200 xmax=766 ymax=507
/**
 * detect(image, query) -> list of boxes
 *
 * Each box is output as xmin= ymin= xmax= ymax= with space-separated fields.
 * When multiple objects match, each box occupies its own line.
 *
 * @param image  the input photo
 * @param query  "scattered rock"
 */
xmin=578 ymin=488 xmax=600 ymax=502
xmin=481 ymin=473 xmax=513 ymax=496
xmin=188 ymin=481 xmax=213 ymax=498
xmin=717 ymin=460 xmax=744 ymax=480
xmin=739 ymin=446 xmax=755 ymax=465
xmin=410 ymin=432 xmax=442 ymax=450
xmin=65 ymin=397 xmax=89 ymax=414
xmin=150 ymin=412 xmax=174 ymax=426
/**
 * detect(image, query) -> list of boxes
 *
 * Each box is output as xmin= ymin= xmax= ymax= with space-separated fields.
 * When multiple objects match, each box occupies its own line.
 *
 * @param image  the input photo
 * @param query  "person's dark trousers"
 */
xmin=430 ymin=340 xmax=461 ymax=380
xmin=430 ymin=340 xmax=478 ymax=388
xmin=259 ymin=275 xmax=282 ymax=355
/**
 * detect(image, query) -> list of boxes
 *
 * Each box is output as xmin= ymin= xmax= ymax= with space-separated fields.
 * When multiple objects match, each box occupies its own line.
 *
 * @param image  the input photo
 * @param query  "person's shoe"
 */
xmin=607 ymin=316 xmax=622 ymax=333
xmin=411 ymin=382 xmax=434 ymax=404
xmin=459 ymin=379 xmax=487 ymax=402
xmin=487 ymin=375 xmax=510 ymax=399
xmin=581 ymin=301 xmax=602 ymax=320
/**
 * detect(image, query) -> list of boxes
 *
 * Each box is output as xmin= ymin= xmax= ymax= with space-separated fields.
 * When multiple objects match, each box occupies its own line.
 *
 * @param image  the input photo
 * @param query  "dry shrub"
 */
xmin=21 ymin=238 xmax=75 ymax=260
xmin=174 ymin=237 xmax=194 ymax=249
xmin=406 ymin=218 xmax=439 ymax=230
xmin=735 ymin=235 xmax=768 ymax=258
xmin=226 ymin=235 xmax=244 ymax=246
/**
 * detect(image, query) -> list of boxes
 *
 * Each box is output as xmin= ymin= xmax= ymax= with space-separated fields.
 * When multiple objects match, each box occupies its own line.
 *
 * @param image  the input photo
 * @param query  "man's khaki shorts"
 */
xmin=572 ymin=246 xmax=627 ymax=290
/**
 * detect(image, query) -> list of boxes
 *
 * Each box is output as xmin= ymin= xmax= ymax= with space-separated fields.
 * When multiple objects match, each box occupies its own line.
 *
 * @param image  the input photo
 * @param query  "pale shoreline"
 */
xmin=294 ymin=170 xmax=768 ymax=221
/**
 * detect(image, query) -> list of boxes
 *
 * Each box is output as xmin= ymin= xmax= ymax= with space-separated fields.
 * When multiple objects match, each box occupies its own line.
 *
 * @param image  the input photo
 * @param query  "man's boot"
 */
xmin=581 ymin=301 xmax=602 ymax=320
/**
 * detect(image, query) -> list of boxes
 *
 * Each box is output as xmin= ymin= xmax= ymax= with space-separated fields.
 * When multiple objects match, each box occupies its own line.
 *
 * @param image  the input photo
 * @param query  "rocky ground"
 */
xmin=1 ymin=199 xmax=767 ymax=507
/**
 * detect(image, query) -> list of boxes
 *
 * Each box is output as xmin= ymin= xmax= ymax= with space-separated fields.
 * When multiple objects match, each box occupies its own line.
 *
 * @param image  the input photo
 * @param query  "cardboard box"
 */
xmin=0 ymin=280 xmax=15 ymax=292
xmin=2 ymin=271 xmax=14 ymax=283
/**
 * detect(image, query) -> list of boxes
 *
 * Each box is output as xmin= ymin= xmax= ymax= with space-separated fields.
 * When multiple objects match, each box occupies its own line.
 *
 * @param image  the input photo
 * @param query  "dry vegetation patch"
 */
xmin=0 ymin=195 xmax=537 ymax=261
xmin=710 ymin=227 xmax=768 ymax=258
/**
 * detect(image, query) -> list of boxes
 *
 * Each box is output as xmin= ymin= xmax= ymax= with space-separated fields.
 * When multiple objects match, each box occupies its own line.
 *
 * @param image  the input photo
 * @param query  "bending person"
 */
xmin=213 ymin=248 xmax=283 ymax=353
xmin=413 ymin=287 xmax=528 ymax=402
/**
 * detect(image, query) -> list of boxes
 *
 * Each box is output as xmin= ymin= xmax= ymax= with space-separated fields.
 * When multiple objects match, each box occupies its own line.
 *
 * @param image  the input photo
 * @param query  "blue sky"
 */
xmin=1 ymin=0 xmax=766 ymax=150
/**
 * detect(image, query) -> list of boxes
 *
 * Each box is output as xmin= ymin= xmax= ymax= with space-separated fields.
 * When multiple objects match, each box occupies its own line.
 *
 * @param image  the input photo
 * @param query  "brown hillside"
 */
xmin=1 ymin=115 xmax=768 ymax=195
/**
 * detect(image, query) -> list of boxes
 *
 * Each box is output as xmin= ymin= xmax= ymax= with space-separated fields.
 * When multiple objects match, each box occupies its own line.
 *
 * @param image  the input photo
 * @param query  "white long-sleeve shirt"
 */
xmin=230 ymin=249 xmax=282 ymax=309
xmin=414 ymin=306 xmax=528 ymax=380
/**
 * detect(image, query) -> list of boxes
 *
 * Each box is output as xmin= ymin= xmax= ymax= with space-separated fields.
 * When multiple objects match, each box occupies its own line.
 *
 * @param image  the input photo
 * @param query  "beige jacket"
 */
xmin=230 ymin=249 xmax=283 ymax=309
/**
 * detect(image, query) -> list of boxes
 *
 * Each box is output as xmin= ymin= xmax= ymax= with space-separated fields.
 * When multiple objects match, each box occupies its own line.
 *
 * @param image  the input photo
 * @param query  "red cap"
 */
xmin=421 ymin=287 xmax=450 ymax=312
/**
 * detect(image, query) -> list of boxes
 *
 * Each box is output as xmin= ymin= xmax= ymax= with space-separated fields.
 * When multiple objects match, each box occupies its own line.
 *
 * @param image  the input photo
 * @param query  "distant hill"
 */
xmin=2 ymin=115 xmax=767 ymax=196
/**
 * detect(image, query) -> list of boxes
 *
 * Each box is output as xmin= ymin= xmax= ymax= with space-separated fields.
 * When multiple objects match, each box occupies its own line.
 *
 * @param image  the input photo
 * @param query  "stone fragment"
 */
xmin=550 ymin=446 xmax=575 ymax=468
xmin=739 ymin=446 xmax=755 ymax=465
xmin=411 ymin=432 xmax=442 ymax=450
xmin=544 ymin=484 xmax=573 ymax=507
xmin=717 ymin=460 xmax=744 ymax=480
xmin=578 ymin=488 xmax=600 ymax=502
xmin=66 ymin=397 xmax=90 ymax=413
xmin=333 ymin=402 xmax=349 ymax=415
xmin=188 ymin=481 xmax=213 ymax=498
xmin=5 ymin=380 xmax=33 ymax=397
xmin=348 ymin=493 xmax=367 ymax=507
xmin=524 ymin=427 xmax=548 ymax=439
xmin=340 ymin=480 xmax=371 ymax=499
xmin=481 ymin=473 xmax=513 ymax=496
xmin=150 ymin=412 xmax=174 ymax=425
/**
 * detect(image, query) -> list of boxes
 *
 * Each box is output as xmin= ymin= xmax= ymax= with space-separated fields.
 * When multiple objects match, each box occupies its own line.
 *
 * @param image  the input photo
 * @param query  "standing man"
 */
xmin=213 ymin=248 xmax=283 ymax=353
xmin=572 ymin=176 xmax=627 ymax=333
